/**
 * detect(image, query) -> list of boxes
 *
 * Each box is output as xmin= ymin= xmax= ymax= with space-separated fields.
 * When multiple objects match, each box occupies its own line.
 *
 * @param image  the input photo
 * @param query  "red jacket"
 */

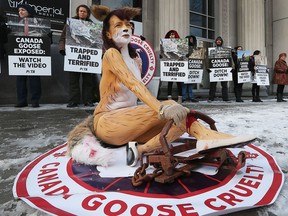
xmin=273 ymin=59 xmax=288 ymax=85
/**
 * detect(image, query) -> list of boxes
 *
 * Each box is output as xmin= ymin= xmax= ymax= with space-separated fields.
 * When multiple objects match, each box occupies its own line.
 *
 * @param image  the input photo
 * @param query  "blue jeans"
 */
xmin=182 ymin=84 xmax=194 ymax=101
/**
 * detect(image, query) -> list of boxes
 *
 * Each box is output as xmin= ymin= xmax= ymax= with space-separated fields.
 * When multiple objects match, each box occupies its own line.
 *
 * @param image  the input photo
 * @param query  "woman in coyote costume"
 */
xmin=67 ymin=5 xmax=255 ymax=167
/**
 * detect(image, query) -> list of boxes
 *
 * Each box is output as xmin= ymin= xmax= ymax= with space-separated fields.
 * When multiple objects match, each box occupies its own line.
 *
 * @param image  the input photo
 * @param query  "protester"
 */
xmin=249 ymin=50 xmax=262 ymax=102
xmin=182 ymin=84 xmax=198 ymax=103
xmin=208 ymin=36 xmax=230 ymax=102
xmin=66 ymin=5 xmax=255 ymax=167
xmin=273 ymin=52 xmax=288 ymax=102
xmin=0 ymin=14 xmax=8 ymax=60
xmin=232 ymin=46 xmax=244 ymax=102
xmin=182 ymin=35 xmax=198 ymax=103
xmin=59 ymin=4 xmax=95 ymax=108
xmin=164 ymin=30 xmax=183 ymax=103
xmin=15 ymin=4 xmax=41 ymax=108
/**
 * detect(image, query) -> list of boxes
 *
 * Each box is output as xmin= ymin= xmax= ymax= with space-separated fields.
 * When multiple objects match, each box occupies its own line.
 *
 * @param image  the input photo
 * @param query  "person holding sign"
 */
xmin=15 ymin=4 xmax=41 ymax=108
xmin=59 ymin=5 xmax=95 ymax=108
xmin=0 ymin=15 xmax=8 ymax=60
xmin=208 ymin=36 xmax=230 ymax=102
xmin=273 ymin=53 xmax=288 ymax=102
xmin=164 ymin=30 xmax=183 ymax=103
xmin=182 ymin=35 xmax=198 ymax=103
xmin=232 ymin=46 xmax=244 ymax=102
xmin=66 ymin=5 xmax=256 ymax=167
xmin=249 ymin=50 xmax=263 ymax=102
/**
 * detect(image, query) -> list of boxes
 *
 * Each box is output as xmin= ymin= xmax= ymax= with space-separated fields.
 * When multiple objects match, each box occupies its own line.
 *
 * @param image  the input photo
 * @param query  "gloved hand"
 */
xmin=159 ymin=104 xmax=190 ymax=126
xmin=59 ymin=50 xmax=66 ymax=56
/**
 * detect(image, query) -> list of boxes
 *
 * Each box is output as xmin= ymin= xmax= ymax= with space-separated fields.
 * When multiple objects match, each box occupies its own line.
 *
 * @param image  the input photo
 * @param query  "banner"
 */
xmin=64 ymin=19 xmax=102 ymax=74
xmin=251 ymin=55 xmax=269 ymax=85
xmin=7 ymin=17 xmax=51 ymax=76
xmin=160 ymin=38 xmax=189 ymax=82
xmin=13 ymin=141 xmax=284 ymax=216
xmin=1 ymin=0 xmax=69 ymax=31
xmin=130 ymin=35 xmax=156 ymax=85
xmin=237 ymin=50 xmax=252 ymax=83
xmin=186 ymin=47 xmax=205 ymax=83
xmin=255 ymin=65 xmax=270 ymax=85
xmin=160 ymin=61 xmax=188 ymax=82
xmin=208 ymin=47 xmax=233 ymax=82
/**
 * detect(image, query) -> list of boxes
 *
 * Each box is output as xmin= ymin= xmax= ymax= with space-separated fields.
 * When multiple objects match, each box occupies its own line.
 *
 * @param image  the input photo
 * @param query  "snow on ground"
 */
xmin=0 ymin=100 xmax=287 ymax=216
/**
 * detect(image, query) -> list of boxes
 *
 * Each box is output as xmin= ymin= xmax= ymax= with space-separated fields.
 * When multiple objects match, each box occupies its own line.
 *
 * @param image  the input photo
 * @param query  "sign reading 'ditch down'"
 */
xmin=186 ymin=58 xmax=204 ymax=83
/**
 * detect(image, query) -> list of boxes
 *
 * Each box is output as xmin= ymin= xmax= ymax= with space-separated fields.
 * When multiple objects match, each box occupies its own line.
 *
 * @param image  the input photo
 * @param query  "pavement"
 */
xmin=0 ymin=101 xmax=281 ymax=215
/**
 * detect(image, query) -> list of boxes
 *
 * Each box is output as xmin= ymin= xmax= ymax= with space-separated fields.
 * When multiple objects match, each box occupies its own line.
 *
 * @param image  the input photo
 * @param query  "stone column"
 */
xmin=237 ymin=0 xmax=265 ymax=54
xmin=272 ymin=0 xmax=288 ymax=93
xmin=153 ymin=0 xmax=189 ymax=50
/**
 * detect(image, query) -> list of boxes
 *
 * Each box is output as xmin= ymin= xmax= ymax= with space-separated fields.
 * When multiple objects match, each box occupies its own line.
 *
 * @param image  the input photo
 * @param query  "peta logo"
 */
xmin=8 ymin=0 xmax=64 ymax=17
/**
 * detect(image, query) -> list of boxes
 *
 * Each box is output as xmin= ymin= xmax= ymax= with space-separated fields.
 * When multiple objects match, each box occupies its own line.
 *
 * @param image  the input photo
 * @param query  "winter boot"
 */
xmin=277 ymin=93 xmax=282 ymax=102
xmin=252 ymin=91 xmax=256 ymax=102
xmin=177 ymin=96 xmax=182 ymax=103
xmin=236 ymin=88 xmax=244 ymax=102
xmin=255 ymin=88 xmax=262 ymax=102
xmin=255 ymin=97 xmax=263 ymax=102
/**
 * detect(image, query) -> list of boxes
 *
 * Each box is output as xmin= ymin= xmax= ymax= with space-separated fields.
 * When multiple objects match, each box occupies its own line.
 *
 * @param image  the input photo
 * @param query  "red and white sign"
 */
xmin=13 ymin=143 xmax=284 ymax=216
xmin=130 ymin=35 xmax=156 ymax=85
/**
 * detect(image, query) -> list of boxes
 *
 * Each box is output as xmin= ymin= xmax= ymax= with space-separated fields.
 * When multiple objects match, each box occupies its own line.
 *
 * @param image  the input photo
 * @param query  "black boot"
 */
xmin=252 ymin=89 xmax=256 ymax=102
xmin=277 ymin=93 xmax=282 ymax=102
xmin=255 ymin=96 xmax=263 ymax=102
xmin=236 ymin=88 xmax=243 ymax=102
xmin=255 ymin=87 xmax=262 ymax=102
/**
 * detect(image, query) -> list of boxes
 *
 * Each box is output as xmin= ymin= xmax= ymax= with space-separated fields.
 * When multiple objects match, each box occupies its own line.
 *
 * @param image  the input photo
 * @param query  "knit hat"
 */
xmin=17 ymin=4 xmax=36 ymax=17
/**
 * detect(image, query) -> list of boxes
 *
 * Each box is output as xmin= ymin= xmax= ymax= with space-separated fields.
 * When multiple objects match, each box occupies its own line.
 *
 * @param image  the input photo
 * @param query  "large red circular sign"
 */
xmin=130 ymin=35 xmax=156 ymax=86
xmin=13 ymin=143 xmax=284 ymax=215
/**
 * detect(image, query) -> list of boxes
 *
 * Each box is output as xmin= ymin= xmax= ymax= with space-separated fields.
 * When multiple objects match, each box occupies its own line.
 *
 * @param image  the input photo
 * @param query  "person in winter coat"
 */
xmin=59 ymin=4 xmax=95 ymax=108
xmin=182 ymin=35 xmax=199 ymax=103
xmin=232 ymin=46 xmax=244 ymax=102
xmin=208 ymin=36 xmax=230 ymax=102
xmin=0 ymin=14 xmax=8 ymax=60
xmin=164 ymin=30 xmax=183 ymax=103
xmin=15 ymin=4 xmax=42 ymax=108
xmin=273 ymin=52 xmax=288 ymax=102
xmin=248 ymin=50 xmax=262 ymax=102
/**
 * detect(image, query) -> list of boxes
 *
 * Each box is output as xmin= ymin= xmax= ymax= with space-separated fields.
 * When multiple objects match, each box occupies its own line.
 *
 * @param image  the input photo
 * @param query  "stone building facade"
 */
xmin=0 ymin=0 xmax=287 ymax=104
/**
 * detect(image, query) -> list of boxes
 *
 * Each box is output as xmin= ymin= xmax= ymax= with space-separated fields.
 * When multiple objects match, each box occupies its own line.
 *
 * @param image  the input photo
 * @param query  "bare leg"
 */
xmin=94 ymin=104 xmax=167 ymax=145
xmin=136 ymin=115 xmax=255 ymax=161
xmin=187 ymin=118 xmax=256 ymax=152
xmin=137 ymin=123 xmax=186 ymax=155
